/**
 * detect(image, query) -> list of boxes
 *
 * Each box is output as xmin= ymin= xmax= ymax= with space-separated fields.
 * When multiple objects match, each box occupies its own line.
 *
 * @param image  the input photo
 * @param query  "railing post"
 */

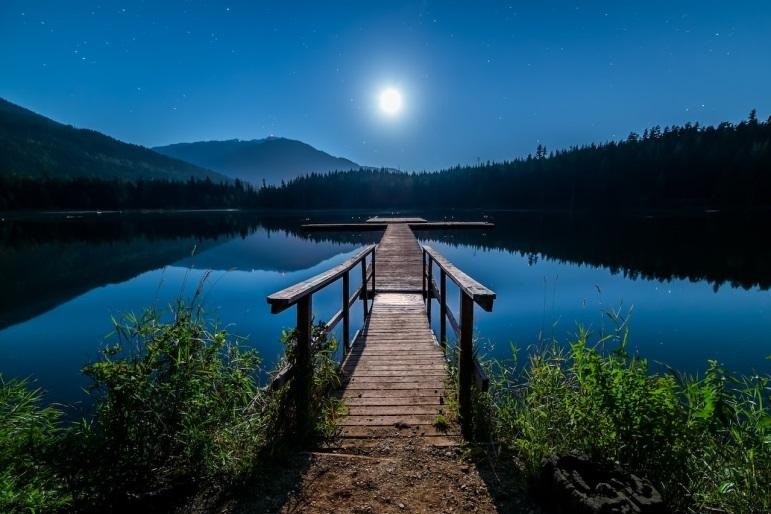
xmin=371 ymin=248 xmax=376 ymax=292
xmin=342 ymin=270 xmax=350 ymax=353
xmin=440 ymin=269 xmax=447 ymax=347
xmin=458 ymin=291 xmax=474 ymax=438
xmin=426 ymin=256 xmax=433 ymax=323
xmin=361 ymin=259 xmax=368 ymax=321
xmin=422 ymin=249 xmax=427 ymax=301
xmin=293 ymin=295 xmax=313 ymax=434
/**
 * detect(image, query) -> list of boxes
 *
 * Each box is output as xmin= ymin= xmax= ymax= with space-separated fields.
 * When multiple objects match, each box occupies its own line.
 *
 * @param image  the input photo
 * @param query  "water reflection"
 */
xmin=0 ymin=212 xmax=376 ymax=405
xmin=0 ymin=212 xmax=375 ymax=329
xmin=1 ymin=210 xmax=769 ymax=406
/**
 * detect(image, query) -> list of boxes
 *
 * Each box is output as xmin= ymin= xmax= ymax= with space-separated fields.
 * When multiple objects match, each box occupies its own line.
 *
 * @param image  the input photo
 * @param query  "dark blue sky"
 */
xmin=2 ymin=1 xmax=770 ymax=170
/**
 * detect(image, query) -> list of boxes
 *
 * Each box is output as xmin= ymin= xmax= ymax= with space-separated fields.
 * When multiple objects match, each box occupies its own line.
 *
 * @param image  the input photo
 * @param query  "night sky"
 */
xmin=2 ymin=1 xmax=770 ymax=170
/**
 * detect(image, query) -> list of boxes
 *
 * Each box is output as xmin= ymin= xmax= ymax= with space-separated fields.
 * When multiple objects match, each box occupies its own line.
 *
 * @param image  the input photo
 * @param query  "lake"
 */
xmin=1 ymin=210 xmax=769 ymax=408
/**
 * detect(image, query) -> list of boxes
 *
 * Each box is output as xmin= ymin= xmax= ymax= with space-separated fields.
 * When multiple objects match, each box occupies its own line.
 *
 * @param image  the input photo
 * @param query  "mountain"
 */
xmin=0 ymin=97 xmax=228 ymax=182
xmin=153 ymin=137 xmax=361 ymax=185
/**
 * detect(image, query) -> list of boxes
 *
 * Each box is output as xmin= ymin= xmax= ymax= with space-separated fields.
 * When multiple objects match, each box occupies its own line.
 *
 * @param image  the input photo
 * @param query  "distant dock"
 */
xmin=301 ymin=216 xmax=494 ymax=231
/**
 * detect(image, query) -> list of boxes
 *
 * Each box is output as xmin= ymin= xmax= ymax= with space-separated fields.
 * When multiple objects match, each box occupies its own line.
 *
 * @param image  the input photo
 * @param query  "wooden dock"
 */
xmin=267 ymin=218 xmax=495 ymax=446
xmin=301 ymin=216 xmax=494 ymax=231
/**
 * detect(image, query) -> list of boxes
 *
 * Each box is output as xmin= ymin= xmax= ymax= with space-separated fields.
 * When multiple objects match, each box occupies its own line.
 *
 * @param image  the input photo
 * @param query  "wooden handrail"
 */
xmin=422 ymin=245 xmax=496 ymax=311
xmin=421 ymin=245 xmax=495 ymax=438
xmin=266 ymin=244 xmax=377 ymax=403
xmin=267 ymin=244 xmax=376 ymax=314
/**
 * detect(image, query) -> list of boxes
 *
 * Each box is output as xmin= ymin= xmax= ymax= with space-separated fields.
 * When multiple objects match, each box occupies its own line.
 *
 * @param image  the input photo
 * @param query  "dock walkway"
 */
xmin=338 ymin=222 xmax=451 ymax=443
xmin=267 ymin=218 xmax=495 ymax=446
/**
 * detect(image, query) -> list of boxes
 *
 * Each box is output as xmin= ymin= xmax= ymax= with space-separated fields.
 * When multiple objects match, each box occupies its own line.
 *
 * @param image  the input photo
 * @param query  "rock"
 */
xmin=535 ymin=453 xmax=668 ymax=514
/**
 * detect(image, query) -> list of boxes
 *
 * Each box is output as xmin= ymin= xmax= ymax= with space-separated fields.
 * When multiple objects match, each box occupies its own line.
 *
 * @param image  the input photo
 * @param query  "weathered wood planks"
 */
xmin=338 ymin=292 xmax=459 ymax=443
xmin=373 ymin=224 xmax=424 ymax=292
xmin=301 ymin=221 xmax=494 ymax=230
xmin=366 ymin=216 xmax=427 ymax=223
xmin=335 ymin=227 xmax=458 ymax=444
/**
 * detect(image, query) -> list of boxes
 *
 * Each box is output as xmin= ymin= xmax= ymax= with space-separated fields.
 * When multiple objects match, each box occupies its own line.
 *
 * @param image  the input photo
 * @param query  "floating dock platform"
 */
xmin=302 ymin=216 xmax=494 ymax=231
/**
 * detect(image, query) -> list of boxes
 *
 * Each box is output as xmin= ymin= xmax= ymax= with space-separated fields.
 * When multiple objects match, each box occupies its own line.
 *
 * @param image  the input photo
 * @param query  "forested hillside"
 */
xmin=0 ymin=98 xmax=227 ymax=182
xmin=257 ymin=111 xmax=771 ymax=211
xmin=3 ymin=108 xmax=770 ymax=212
xmin=154 ymin=137 xmax=361 ymax=185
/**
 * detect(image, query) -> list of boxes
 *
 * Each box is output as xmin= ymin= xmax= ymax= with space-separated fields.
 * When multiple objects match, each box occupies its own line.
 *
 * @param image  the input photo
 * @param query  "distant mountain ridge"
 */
xmin=0 ymin=97 xmax=228 ymax=182
xmin=153 ymin=137 xmax=362 ymax=185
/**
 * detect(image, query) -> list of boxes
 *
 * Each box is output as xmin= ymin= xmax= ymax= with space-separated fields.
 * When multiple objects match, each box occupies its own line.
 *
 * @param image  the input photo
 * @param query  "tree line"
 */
xmin=0 ymin=176 xmax=261 ymax=210
xmin=2 ymin=110 xmax=770 ymax=211
xmin=257 ymin=110 xmax=771 ymax=211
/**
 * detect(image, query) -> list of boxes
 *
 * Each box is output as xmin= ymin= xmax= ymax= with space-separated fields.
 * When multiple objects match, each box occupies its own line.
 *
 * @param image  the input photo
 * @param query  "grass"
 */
xmin=433 ymin=414 xmax=450 ymax=431
xmin=476 ymin=325 xmax=770 ymax=514
xmin=0 ymin=376 xmax=70 ymax=513
xmin=0 ymin=296 xmax=344 ymax=512
xmin=4 ymin=292 xmax=767 ymax=513
xmin=63 ymin=300 xmax=267 ymax=506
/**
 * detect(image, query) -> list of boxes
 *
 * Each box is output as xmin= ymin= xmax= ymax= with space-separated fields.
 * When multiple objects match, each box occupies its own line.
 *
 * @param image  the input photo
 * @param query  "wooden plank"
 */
xmin=302 ymin=221 xmax=493 ymax=230
xmin=344 ymin=366 xmax=447 ymax=378
xmin=335 ymin=435 xmax=462 ymax=448
xmin=339 ymin=414 xmax=442 ymax=426
xmin=347 ymin=405 xmax=446 ymax=416
xmin=343 ymin=381 xmax=444 ymax=390
xmin=339 ymin=426 xmax=460 ymax=438
xmin=348 ymin=374 xmax=445 ymax=382
xmin=410 ymin=221 xmax=494 ymax=229
xmin=366 ymin=216 xmax=427 ymax=223
xmin=344 ymin=361 xmax=446 ymax=368
xmin=341 ymin=396 xmax=444 ymax=406
xmin=342 ymin=388 xmax=444 ymax=398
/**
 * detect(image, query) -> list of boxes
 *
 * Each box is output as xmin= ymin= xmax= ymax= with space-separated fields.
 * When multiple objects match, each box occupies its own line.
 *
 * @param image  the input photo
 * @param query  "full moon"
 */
xmin=378 ymin=87 xmax=403 ymax=116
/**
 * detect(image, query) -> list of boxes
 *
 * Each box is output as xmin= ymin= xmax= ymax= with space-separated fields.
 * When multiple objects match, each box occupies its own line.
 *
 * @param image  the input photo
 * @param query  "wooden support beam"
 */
xmin=342 ymin=271 xmax=350 ymax=353
xmin=458 ymin=291 xmax=474 ymax=438
xmin=293 ymin=295 xmax=312 ymax=433
xmin=440 ymin=269 xmax=447 ymax=347
xmin=426 ymin=256 xmax=433 ymax=323
xmin=361 ymin=259 xmax=368 ymax=320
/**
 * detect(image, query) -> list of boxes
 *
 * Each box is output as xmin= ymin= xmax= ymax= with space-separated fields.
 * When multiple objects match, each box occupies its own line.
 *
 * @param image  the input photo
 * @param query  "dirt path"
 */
xmin=213 ymin=437 xmax=542 ymax=514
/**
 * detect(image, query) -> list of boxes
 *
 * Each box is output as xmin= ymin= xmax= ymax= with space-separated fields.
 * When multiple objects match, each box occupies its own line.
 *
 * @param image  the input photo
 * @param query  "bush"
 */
xmin=0 ymin=376 xmax=70 ymax=513
xmin=0 ymin=294 xmax=347 ymax=512
xmin=486 ymin=327 xmax=770 ymax=514
xmin=67 ymin=301 xmax=265 ymax=503
xmin=272 ymin=321 xmax=344 ymax=439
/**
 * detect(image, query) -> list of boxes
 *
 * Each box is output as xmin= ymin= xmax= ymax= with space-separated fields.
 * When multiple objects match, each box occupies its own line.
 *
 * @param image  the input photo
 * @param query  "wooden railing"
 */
xmin=421 ymin=245 xmax=496 ymax=437
xmin=266 ymin=244 xmax=376 ymax=425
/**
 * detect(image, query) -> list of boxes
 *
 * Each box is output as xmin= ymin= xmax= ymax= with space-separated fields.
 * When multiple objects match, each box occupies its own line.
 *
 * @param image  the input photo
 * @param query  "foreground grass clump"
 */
xmin=483 ymin=328 xmax=770 ymax=513
xmin=2 ymin=299 xmax=343 ymax=512
xmin=65 ymin=302 xmax=266 ymax=503
xmin=274 ymin=321 xmax=344 ymax=439
xmin=0 ymin=376 xmax=70 ymax=513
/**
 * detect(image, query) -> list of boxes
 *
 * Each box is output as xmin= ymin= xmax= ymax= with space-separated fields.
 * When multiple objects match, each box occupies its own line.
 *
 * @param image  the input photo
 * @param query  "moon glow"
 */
xmin=378 ymin=87 xmax=403 ymax=116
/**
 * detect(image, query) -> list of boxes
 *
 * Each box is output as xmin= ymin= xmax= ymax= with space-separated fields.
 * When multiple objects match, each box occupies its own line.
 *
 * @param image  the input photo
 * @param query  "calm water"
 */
xmin=1 ymin=211 xmax=769 ymax=407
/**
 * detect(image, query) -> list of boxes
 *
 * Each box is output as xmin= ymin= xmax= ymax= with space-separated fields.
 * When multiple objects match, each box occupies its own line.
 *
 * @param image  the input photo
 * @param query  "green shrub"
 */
xmin=68 ymin=301 xmax=265 ymax=502
xmin=273 ymin=321 xmax=344 ymax=439
xmin=0 ymin=376 xmax=70 ymax=513
xmin=486 ymin=328 xmax=770 ymax=514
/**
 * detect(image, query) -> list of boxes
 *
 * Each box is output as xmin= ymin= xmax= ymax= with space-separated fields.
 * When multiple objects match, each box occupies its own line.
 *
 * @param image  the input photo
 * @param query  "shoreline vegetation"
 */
xmin=1 ymin=295 xmax=768 ymax=513
xmin=2 ymin=111 xmax=771 ymax=213
xmin=1 ymin=292 xmax=343 ymax=513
